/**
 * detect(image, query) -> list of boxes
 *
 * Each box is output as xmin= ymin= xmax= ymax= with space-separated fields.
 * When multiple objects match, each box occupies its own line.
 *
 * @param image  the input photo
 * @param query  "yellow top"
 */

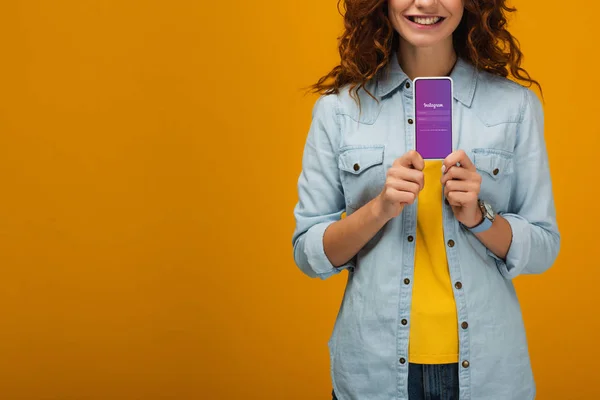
xmin=408 ymin=160 xmax=459 ymax=364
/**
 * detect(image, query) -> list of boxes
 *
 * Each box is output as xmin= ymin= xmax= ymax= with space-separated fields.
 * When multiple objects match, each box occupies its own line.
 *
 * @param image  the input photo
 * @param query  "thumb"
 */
xmin=395 ymin=150 xmax=425 ymax=171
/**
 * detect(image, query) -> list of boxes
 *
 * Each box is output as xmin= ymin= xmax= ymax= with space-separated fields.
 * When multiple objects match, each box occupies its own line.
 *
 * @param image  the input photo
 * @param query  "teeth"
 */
xmin=413 ymin=16 xmax=441 ymax=25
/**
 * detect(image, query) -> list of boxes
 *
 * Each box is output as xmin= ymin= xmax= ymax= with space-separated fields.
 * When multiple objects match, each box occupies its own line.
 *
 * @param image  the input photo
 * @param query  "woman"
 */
xmin=291 ymin=0 xmax=560 ymax=399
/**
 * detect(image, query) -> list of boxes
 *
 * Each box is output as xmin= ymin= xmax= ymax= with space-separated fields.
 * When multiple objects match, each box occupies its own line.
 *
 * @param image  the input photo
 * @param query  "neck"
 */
xmin=397 ymin=37 xmax=457 ymax=80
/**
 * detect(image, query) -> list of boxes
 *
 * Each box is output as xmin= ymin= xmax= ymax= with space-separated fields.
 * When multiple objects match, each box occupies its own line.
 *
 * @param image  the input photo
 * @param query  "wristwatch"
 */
xmin=468 ymin=199 xmax=495 ymax=233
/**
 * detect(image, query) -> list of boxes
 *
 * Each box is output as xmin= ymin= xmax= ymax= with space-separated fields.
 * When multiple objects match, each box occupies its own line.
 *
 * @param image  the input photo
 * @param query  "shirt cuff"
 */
xmin=486 ymin=213 xmax=531 ymax=280
xmin=305 ymin=221 xmax=356 ymax=279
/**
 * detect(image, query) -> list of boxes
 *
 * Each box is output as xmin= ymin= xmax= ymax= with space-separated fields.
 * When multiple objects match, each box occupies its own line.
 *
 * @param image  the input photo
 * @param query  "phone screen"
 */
xmin=414 ymin=77 xmax=453 ymax=160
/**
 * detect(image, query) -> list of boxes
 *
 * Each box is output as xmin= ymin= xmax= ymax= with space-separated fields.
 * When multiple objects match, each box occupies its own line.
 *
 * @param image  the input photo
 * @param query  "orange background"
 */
xmin=0 ymin=1 xmax=597 ymax=399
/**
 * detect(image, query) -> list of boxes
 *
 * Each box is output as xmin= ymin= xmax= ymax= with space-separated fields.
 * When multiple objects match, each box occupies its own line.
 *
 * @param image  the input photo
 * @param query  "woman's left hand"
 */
xmin=441 ymin=150 xmax=483 ymax=228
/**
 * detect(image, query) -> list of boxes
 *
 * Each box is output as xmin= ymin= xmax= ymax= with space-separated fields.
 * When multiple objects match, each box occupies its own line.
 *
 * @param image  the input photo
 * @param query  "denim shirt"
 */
xmin=291 ymin=54 xmax=560 ymax=400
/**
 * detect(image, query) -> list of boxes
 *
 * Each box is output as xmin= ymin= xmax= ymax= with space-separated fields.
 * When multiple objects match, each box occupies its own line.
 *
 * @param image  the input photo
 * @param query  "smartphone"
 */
xmin=413 ymin=77 xmax=453 ymax=160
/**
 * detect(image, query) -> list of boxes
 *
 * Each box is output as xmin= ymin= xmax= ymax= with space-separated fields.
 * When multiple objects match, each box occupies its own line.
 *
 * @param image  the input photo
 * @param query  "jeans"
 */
xmin=332 ymin=363 xmax=459 ymax=400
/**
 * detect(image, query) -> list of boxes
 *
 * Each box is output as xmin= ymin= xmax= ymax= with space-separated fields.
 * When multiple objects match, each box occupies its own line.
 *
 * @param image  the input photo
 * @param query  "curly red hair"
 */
xmin=311 ymin=0 xmax=541 ymax=102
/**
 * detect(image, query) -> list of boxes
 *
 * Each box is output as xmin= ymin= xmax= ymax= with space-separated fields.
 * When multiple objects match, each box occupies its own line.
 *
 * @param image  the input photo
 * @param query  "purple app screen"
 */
xmin=414 ymin=78 xmax=453 ymax=159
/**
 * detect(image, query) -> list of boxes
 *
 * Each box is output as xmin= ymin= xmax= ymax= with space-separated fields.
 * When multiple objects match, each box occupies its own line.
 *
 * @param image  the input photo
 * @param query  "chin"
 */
xmin=400 ymin=34 xmax=447 ymax=48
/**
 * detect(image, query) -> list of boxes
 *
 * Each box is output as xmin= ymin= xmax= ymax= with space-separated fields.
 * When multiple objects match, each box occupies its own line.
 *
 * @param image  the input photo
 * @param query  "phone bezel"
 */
xmin=412 ymin=76 xmax=454 ymax=161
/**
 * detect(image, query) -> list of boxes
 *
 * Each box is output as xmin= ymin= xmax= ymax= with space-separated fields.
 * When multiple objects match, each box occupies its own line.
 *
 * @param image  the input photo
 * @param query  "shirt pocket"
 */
xmin=338 ymin=145 xmax=386 ymax=212
xmin=472 ymin=148 xmax=514 ymax=212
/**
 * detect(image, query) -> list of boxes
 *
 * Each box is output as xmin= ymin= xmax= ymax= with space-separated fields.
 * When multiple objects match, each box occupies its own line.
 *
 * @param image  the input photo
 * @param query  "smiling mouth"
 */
xmin=406 ymin=16 xmax=445 ymax=26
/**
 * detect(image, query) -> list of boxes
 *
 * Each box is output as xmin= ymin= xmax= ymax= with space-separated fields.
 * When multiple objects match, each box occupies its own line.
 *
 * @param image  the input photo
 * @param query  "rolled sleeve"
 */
xmin=294 ymin=220 xmax=356 ymax=279
xmin=291 ymin=95 xmax=354 ymax=279
xmin=486 ymin=214 xmax=531 ymax=279
xmin=489 ymin=88 xmax=561 ymax=279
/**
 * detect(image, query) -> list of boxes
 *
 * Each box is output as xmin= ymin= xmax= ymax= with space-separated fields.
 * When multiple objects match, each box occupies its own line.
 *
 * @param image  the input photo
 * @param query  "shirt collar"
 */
xmin=375 ymin=52 xmax=478 ymax=107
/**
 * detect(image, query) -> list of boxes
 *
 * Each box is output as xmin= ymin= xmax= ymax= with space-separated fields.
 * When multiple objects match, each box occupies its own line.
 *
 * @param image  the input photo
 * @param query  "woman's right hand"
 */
xmin=374 ymin=150 xmax=425 ymax=221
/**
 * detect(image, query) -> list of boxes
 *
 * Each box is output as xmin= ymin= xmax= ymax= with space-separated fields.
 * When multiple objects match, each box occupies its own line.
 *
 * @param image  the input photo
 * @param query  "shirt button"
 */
xmin=353 ymin=163 xmax=360 ymax=172
xmin=401 ymin=319 xmax=408 ymax=325
xmin=493 ymin=168 xmax=499 ymax=175
xmin=461 ymin=321 xmax=469 ymax=329
xmin=405 ymin=82 xmax=410 ymax=89
xmin=408 ymin=118 xmax=414 ymax=124
xmin=462 ymin=360 xmax=470 ymax=368
xmin=447 ymin=239 xmax=455 ymax=247
xmin=455 ymin=281 xmax=463 ymax=290
xmin=399 ymin=357 xmax=406 ymax=364
xmin=407 ymin=235 xmax=414 ymax=242
xmin=404 ymin=278 xmax=410 ymax=285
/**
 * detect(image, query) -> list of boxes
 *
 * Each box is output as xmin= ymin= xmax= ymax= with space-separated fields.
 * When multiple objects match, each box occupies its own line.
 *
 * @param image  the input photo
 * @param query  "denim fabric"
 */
xmin=292 ymin=52 xmax=560 ymax=400
xmin=333 ymin=363 xmax=459 ymax=400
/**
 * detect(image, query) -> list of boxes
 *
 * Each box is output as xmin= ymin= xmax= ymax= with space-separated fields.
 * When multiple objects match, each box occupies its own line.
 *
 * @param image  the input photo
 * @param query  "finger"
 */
xmin=386 ymin=189 xmax=417 ymax=205
xmin=441 ymin=166 xmax=469 ymax=184
xmin=444 ymin=179 xmax=480 ymax=194
xmin=394 ymin=150 xmax=425 ymax=171
xmin=440 ymin=167 xmax=479 ymax=185
xmin=385 ymin=178 xmax=421 ymax=196
xmin=388 ymin=167 xmax=425 ymax=191
xmin=446 ymin=191 xmax=478 ymax=207
xmin=442 ymin=150 xmax=474 ymax=173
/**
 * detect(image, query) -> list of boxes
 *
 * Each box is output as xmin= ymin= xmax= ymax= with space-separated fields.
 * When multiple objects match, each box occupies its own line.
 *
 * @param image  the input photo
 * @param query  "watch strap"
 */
xmin=468 ymin=214 xmax=493 ymax=233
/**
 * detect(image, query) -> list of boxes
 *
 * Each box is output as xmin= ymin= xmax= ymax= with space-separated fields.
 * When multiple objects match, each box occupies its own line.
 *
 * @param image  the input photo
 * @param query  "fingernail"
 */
xmin=441 ymin=165 xmax=446 ymax=174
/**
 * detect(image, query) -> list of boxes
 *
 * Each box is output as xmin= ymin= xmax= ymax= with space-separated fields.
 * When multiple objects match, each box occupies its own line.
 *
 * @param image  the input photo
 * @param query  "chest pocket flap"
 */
xmin=472 ymin=149 xmax=514 ymax=179
xmin=338 ymin=145 xmax=385 ymax=175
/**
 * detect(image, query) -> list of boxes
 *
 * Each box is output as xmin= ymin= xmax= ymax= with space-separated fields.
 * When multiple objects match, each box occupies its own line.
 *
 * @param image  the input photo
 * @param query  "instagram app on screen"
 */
xmin=414 ymin=77 xmax=453 ymax=160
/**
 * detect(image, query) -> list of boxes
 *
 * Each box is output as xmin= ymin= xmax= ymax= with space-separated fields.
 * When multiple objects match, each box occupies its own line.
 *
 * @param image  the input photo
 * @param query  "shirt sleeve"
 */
xmin=488 ymin=88 xmax=561 ymax=279
xmin=291 ymin=95 xmax=355 ymax=280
